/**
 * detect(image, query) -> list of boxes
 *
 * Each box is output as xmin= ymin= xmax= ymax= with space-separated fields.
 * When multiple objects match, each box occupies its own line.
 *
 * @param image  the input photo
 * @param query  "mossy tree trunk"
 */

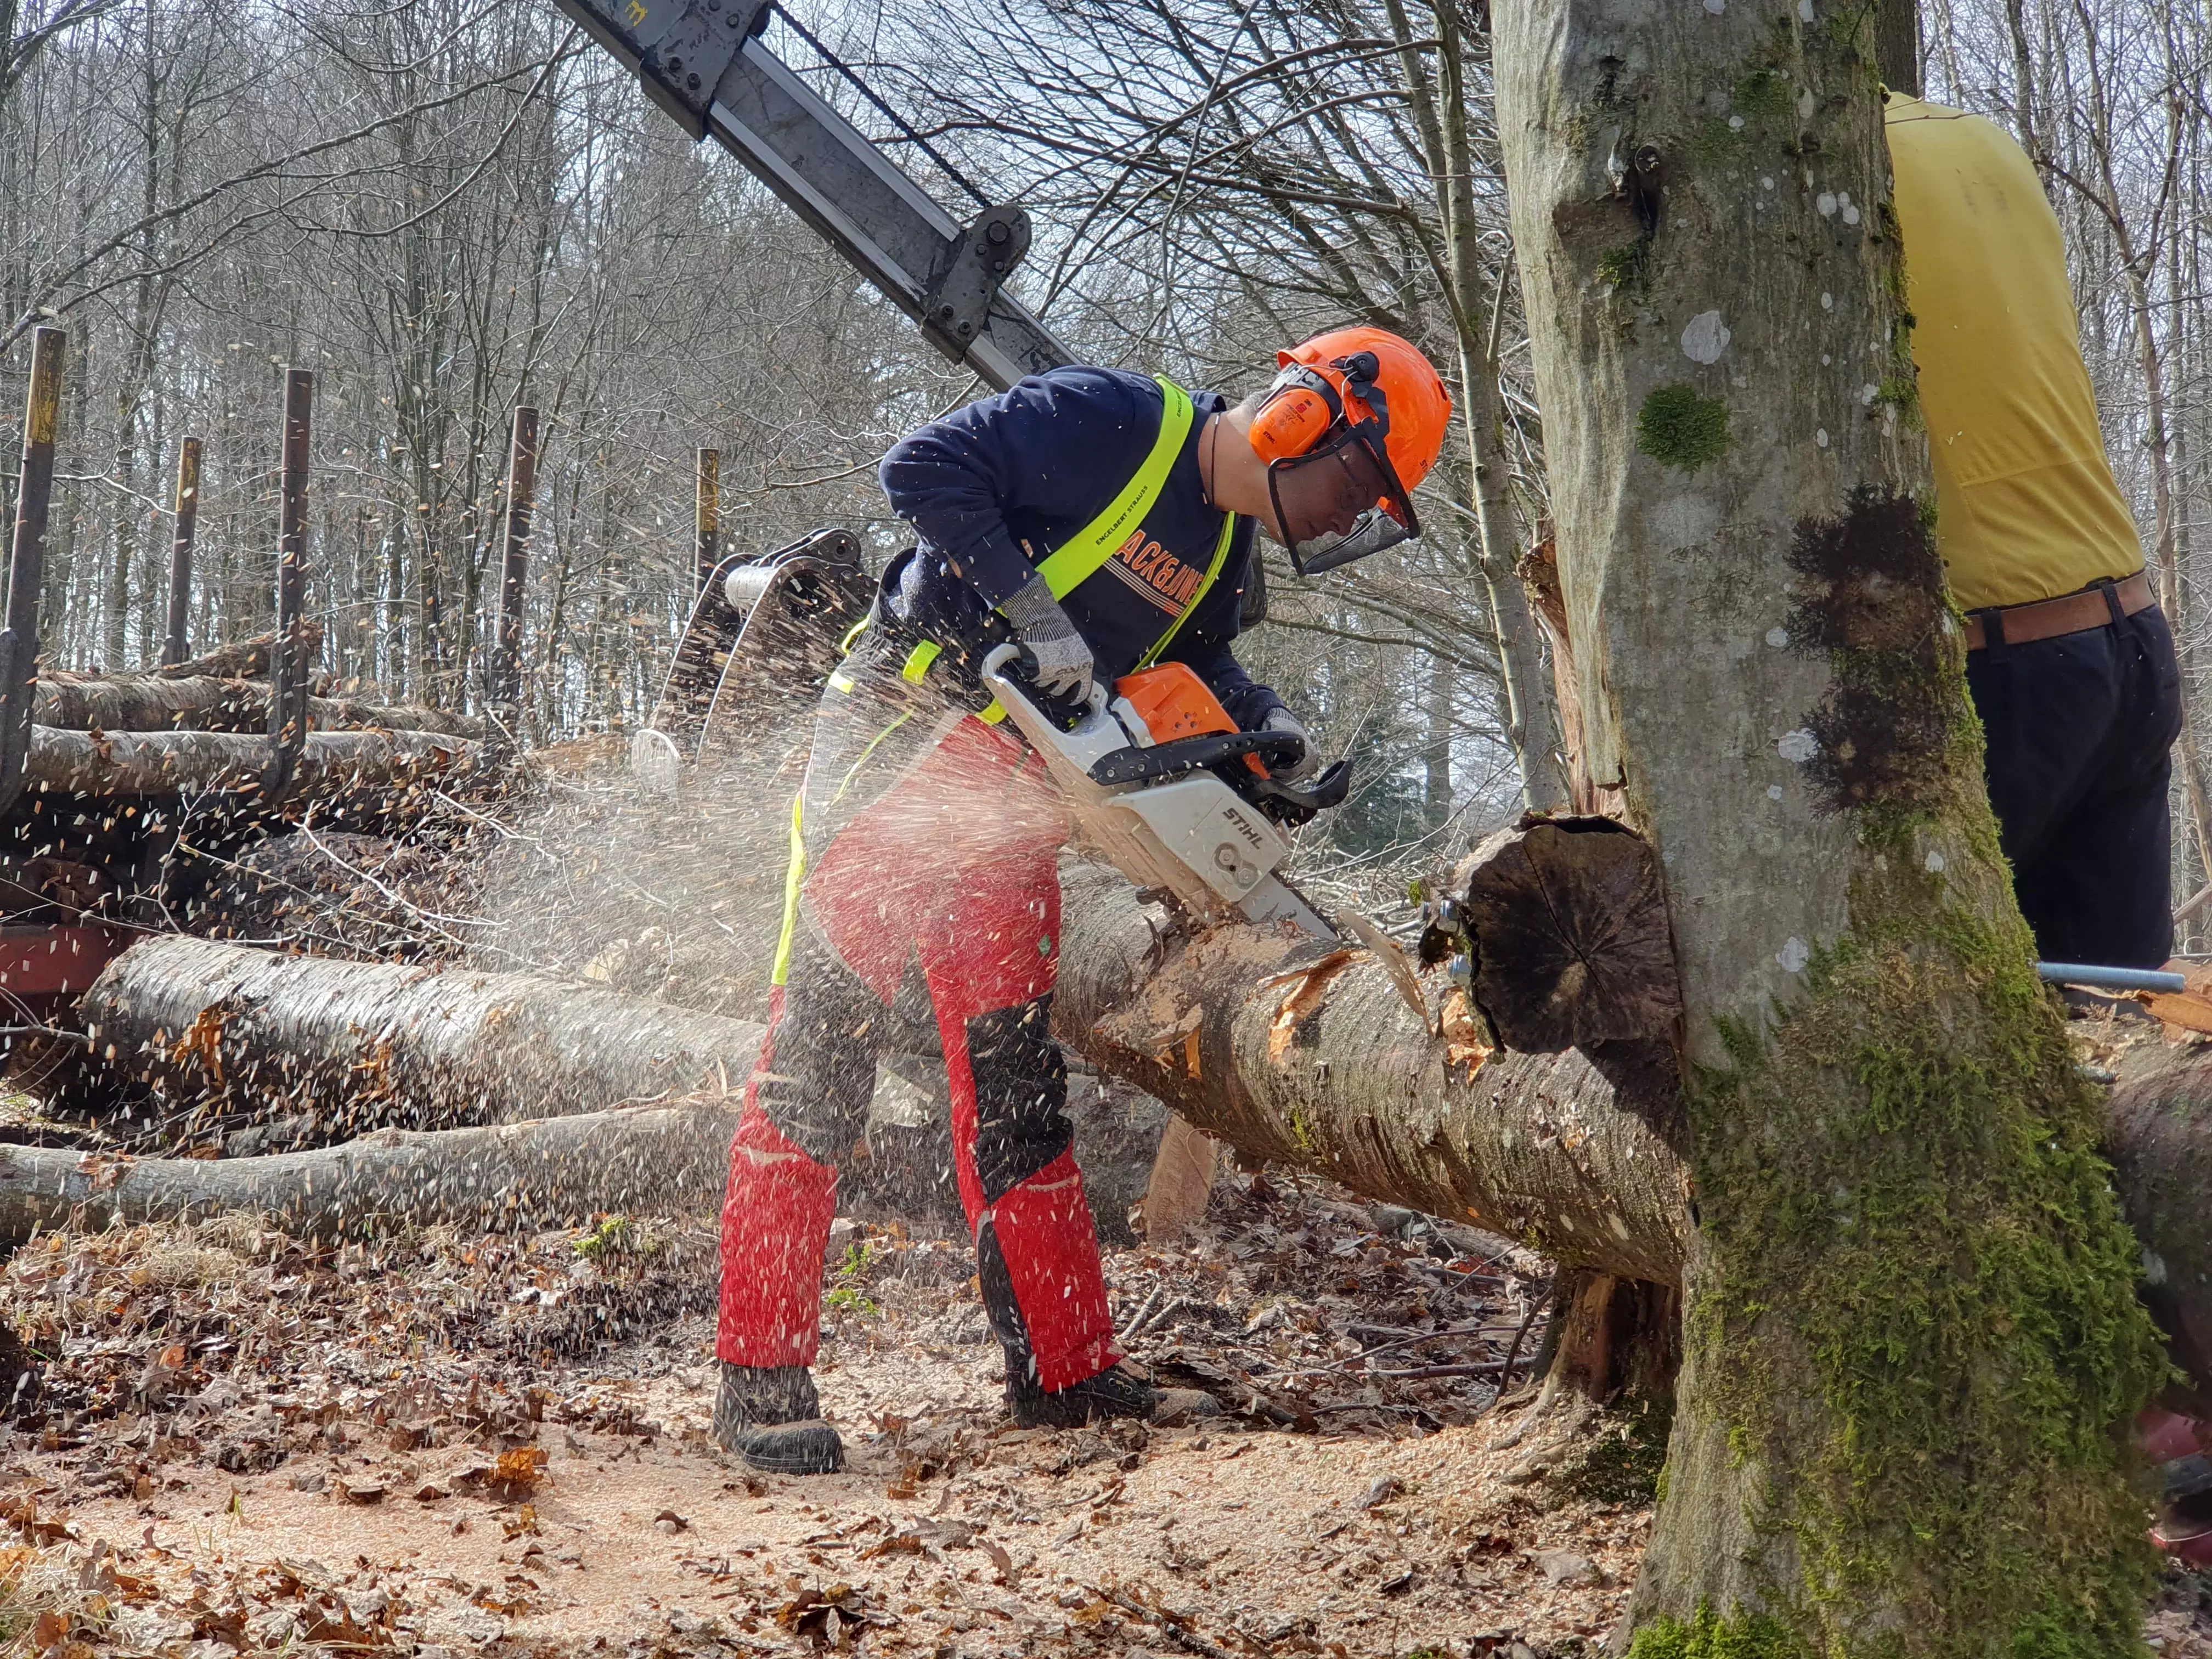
xmin=1493 ymin=0 xmax=2164 ymax=1649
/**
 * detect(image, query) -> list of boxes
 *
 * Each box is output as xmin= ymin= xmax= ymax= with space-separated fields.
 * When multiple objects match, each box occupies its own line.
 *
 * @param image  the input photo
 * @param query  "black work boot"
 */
xmin=712 ymin=1363 xmax=844 ymax=1474
xmin=1005 ymin=1360 xmax=1160 ymax=1430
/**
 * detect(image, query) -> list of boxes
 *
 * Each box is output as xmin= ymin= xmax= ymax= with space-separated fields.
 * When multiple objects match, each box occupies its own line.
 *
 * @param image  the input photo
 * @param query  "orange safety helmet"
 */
xmin=1248 ymin=326 xmax=1452 ymax=574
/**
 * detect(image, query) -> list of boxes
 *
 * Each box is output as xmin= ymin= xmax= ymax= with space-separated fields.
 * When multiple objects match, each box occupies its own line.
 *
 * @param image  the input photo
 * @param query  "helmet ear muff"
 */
xmin=1249 ymin=364 xmax=1344 ymax=464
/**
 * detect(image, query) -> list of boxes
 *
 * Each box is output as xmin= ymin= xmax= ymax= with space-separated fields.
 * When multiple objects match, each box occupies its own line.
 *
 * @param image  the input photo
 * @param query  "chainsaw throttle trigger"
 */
xmin=1087 ymin=730 xmax=1304 ymax=787
xmin=1241 ymin=758 xmax=1353 ymax=827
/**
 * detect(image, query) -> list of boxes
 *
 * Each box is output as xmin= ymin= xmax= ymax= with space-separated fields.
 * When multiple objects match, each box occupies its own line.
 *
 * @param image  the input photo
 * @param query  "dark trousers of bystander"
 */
xmin=1966 ymin=601 xmax=2183 ymax=969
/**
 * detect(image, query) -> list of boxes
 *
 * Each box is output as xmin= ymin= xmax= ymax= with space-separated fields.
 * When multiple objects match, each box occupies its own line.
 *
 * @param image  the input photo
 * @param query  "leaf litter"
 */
xmin=5 ymin=1171 xmax=2207 ymax=1657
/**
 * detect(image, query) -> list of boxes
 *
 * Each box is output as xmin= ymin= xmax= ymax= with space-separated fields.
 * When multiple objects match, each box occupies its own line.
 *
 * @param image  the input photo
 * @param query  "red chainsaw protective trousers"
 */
xmin=717 ymin=661 xmax=1120 ymax=1393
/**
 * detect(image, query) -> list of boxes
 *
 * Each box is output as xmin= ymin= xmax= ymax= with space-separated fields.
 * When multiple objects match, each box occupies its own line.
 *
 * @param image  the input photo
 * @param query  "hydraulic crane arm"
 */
xmin=552 ymin=0 xmax=1077 ymax=390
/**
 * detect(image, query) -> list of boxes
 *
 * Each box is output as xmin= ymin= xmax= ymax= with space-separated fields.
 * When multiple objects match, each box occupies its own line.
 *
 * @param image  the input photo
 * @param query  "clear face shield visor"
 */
xmin=1263 ymin=422 xmax=1420 ymax=576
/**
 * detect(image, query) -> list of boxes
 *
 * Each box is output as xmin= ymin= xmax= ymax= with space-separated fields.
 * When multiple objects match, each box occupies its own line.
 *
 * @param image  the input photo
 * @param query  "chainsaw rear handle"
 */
xmin=980 ymin=641 xmax=1104 ymax=729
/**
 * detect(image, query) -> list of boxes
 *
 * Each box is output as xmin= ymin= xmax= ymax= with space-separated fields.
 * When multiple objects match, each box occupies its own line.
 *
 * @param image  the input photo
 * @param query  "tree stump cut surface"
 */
xmin=1462 ymin=814 xmax=1681 ymax=1053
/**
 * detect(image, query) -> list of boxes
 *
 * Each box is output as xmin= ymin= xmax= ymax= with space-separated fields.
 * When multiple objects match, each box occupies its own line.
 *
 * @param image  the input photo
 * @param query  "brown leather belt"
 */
xmin=1963 ymin=569 xmax=2153 ymax=653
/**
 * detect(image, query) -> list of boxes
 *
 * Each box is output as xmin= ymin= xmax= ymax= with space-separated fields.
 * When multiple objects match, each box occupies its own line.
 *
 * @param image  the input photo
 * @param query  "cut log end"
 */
xmin=1459 ymin=814 xmax=1683 ymax=1053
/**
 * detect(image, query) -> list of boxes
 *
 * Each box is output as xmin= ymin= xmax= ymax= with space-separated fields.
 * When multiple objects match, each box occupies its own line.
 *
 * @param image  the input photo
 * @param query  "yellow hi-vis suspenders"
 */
xmin=777 ymin=378 xmax=1238 ymax=983
xmin=832 ymin=376 xmax=1237 ymax=704
xmin=960 ymin=375 xmax=1237 ymax=716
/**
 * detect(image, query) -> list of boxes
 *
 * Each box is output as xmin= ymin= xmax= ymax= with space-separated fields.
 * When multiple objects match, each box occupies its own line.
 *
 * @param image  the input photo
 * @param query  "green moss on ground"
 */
xmin=1629 ymin=1604 xmax=1809 ymax=1659
xmin=1638 ymin=385 xmax=1731 ymax=472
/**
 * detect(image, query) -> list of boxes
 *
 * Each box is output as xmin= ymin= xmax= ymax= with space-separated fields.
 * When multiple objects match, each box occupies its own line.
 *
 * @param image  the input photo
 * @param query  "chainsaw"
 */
xmin=979 ymin=642 xmax=1351 ymax=940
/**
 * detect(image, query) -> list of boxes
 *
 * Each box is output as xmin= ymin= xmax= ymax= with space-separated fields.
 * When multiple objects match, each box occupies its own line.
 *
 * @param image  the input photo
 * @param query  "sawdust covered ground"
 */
xmin=5 ymin=1173 xmax=2209 ymax=1659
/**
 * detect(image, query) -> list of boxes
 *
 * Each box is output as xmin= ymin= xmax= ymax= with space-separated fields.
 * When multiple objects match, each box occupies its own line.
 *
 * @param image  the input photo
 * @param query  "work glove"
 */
xmin=998 ymin=574 xmax=1094 ymax=702
xmin=1263 ymin=707 xmax=1320 ymax=781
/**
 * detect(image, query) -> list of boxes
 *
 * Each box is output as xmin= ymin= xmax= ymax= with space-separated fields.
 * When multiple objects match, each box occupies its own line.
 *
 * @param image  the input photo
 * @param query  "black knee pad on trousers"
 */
xmin=966 ymin=996 xmax=1070 ymax=1202
xmin=757 ymin=934 xmax=882 ymax=1167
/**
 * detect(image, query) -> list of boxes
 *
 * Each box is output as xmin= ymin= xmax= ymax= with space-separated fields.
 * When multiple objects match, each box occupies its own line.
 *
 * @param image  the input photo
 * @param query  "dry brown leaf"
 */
xmin=501 ymin=1504 xmax=541 ymax=1541
xmin=2145 ymin=989 xmax=2212 ymax=1037
xmin=1137 ymin=1116 xmax=1217 ymax=1242
xmin=490 ymin=1446 xmax=548 ymax=1498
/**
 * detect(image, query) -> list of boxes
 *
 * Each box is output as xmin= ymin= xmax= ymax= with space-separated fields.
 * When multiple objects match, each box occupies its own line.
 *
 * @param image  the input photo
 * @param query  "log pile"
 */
xmin=72 ymin=932 xmax=765 ymax=1141
xmin=35 ymin=674 xmax=481 ymax=738
xmin=22 ymin=624 xmax=484 ymax=792
xmin=24 ymin=726 xmax=472 ymax=799
xmin=0 ymin=1096 xmax=741 ymax=1242
xmin=16 ymin=730 xmax=2208 ymax=1418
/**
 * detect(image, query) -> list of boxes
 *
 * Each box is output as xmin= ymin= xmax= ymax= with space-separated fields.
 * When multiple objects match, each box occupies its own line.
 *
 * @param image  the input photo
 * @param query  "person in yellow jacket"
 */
xmin=1886 ymin=95 xmax=2181 ymax=970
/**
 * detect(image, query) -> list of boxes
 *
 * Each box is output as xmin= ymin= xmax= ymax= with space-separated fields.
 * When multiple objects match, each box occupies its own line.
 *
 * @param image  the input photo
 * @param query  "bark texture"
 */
xmin=32 ymin=674 xmax=482 ymax=737
xmin=21 ymin=726 xmax=473 ymax=798
xmin=0 ymin=1099 xmax=739 ymax=1242
xmin=141 ymin=624 xmax=323 ymax=682
xmin=1494 ymin=5 xmax=2162 ymax=1647
xmin=1054 ymin=867 xmax=1694 ymax=1286
xmin=75 ymin=933 xmax=765 ymax=1134
xmin=1055 ymin=868 xmax=2212 ymax=1401
xmin=2108 ymin=1036 xmax=2212 ymax=1418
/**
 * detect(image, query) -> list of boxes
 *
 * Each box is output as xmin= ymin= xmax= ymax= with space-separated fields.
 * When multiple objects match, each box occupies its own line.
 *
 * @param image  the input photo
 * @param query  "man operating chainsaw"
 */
xmin=713 ymin=328 xmax=1452 ymax=1473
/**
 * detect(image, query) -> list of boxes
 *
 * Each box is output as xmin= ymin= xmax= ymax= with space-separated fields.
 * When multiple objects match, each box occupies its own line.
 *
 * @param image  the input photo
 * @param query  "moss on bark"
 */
xmin=1673 ymin=837 xmax=2167 ymax=1652
xmin=1637 ymin=385 xmax=1732 ymax=472
xmin=1665 ymin=492 xmax=2163 ymax=1652
xmin=1629 ymin=1603 xmax=1809 ymax=1658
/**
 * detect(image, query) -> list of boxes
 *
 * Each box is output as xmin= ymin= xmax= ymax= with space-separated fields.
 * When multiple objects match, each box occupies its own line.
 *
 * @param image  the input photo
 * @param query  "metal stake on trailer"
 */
xmin=0 ymin=326 xmax=65 ymax=819
xmin=263 ymin=368 xmax=312 ymax=804
xmin=161 ymin=436 xmax=202 ymax=668
xmin=696 ymin=447 xmax=720 ymax=595
xmin=491 ymin=405 xmax=539 ymax=725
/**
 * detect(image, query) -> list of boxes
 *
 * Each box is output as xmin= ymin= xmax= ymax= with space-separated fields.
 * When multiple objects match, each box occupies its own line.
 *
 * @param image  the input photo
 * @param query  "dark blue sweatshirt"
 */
xmin=877 ymin=366 xmax=1284 ymax=731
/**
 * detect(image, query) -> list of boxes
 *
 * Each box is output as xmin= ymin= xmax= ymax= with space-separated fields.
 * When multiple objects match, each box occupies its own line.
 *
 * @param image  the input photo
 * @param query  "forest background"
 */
xmin=3 ymin=0 xmax=2207 ymax=904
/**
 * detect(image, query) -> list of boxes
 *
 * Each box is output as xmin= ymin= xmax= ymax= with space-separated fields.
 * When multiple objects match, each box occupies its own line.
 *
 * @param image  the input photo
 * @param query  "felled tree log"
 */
xmin=150 ymin=623 xmax=324 ymax=682
xmin=1458 ymin=814 xmax=1681 ymax=1053
xmin=75 ymin=933 xmax=768 ymax=1133
xmin=0 ymin=1098 xmax=740 ymax=1242
xmin=1051 ymin=866 xmax=2212 ymax=1404
xmin=2106 ymin=1041 xmax=2212 ymax=1414
xmin=1052 ymin=867 xmax=1694 ymax=1286
xmin=22 ymin=726 xmax=473 ymax=798
xmin=33 ymin=675 xmax=482 ymax=738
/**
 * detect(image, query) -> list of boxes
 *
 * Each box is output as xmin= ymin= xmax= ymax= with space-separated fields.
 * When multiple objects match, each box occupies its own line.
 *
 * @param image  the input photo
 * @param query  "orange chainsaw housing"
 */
xmin=1113 ymin=663 xmax=1269 ymax=777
